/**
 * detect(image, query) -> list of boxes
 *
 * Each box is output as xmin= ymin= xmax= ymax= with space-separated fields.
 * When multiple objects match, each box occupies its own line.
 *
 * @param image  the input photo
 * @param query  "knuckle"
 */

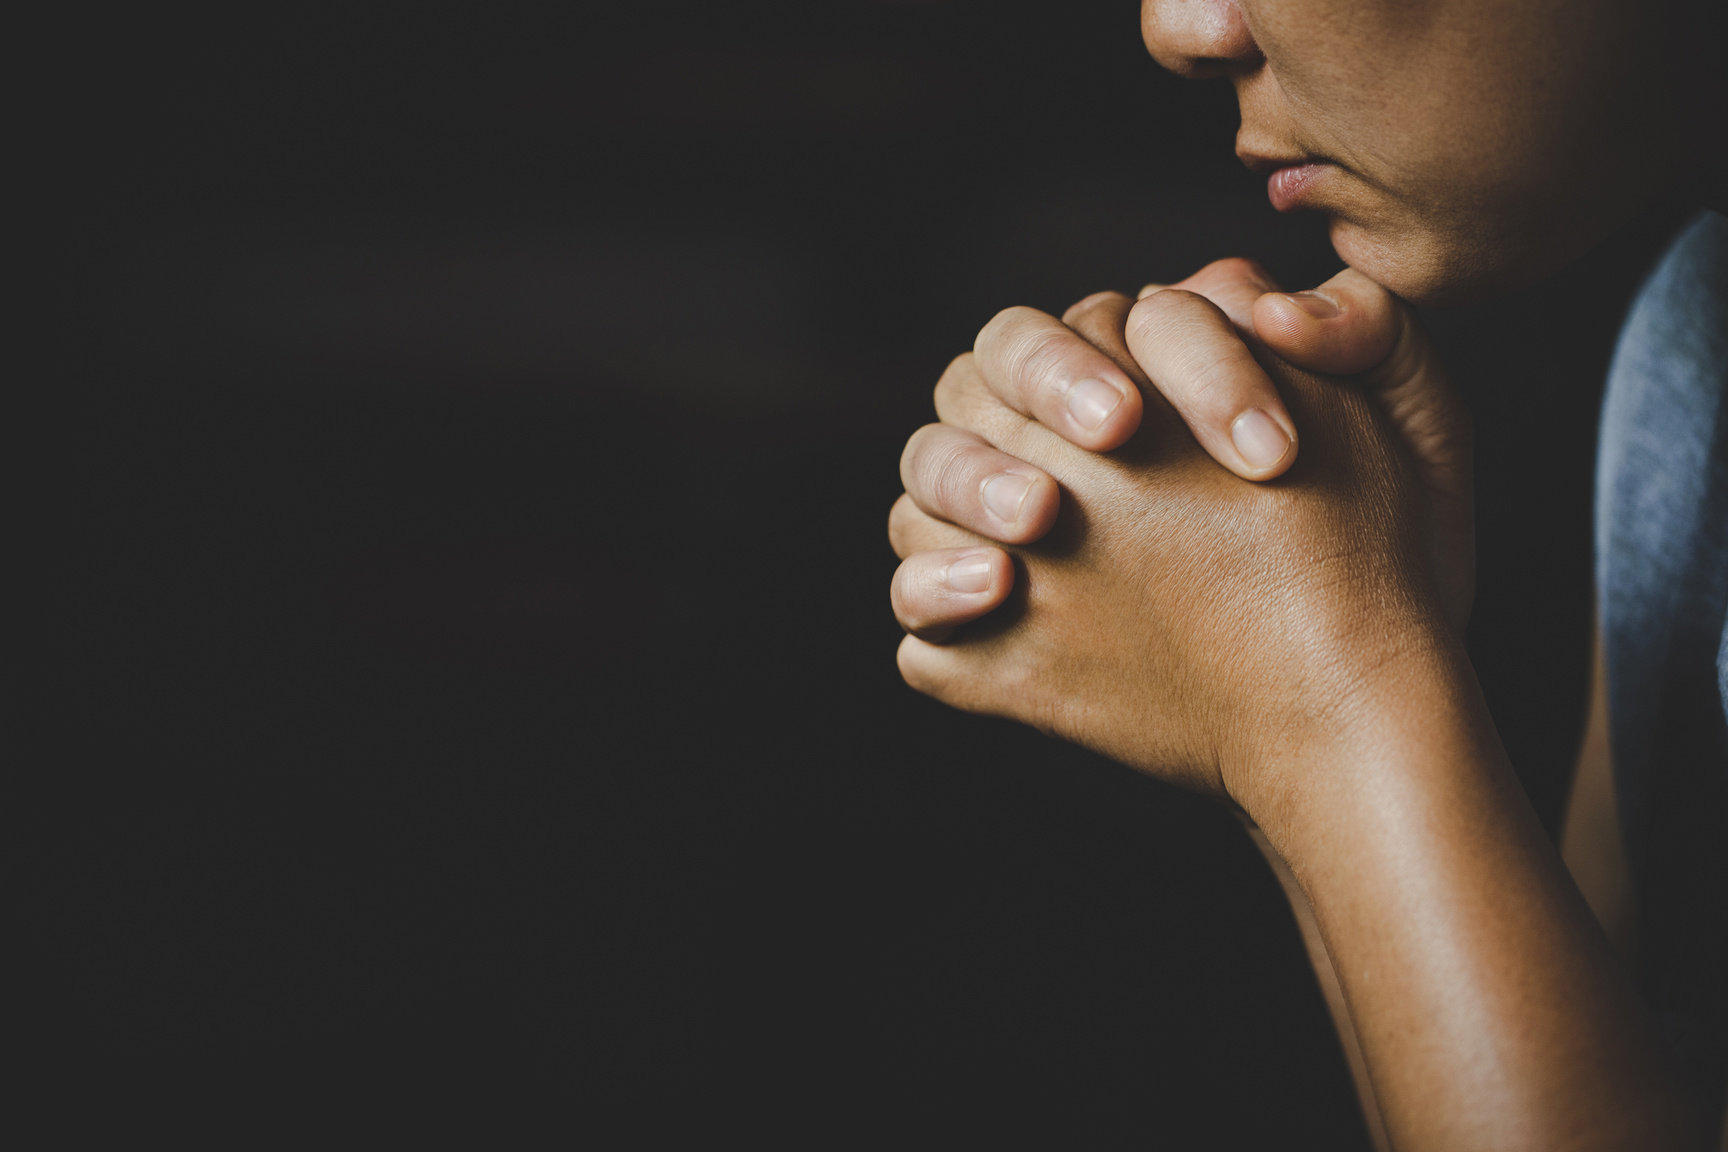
xmin=1181 ymin=342 xmax=1260 ymax=413
xmin=981 ymin=305 xmax=1029 ymax=360
xmin=1061 ymin=289 xmax=1132 ymax=326
xmin=899 ymin=642 xmax=983 ymax=706
xmin=904 ymin=427 xmax=983 ymax=511
xmin=888 ymin=561 xmax=929 ymax=631
xmin=977 ymin=305 xmax=1042 ymax=351
xmin=1185 ymin=359 xmax=1245 ymax=411
xmin=899 ymin=424 xmax=937 ymax=483
xmin=903 ymin=421 xmax=945 ymax=456
xmin=935 ymin=351 xmax=977 ymax=392
xmin=934 ymin=444 xmax=990 ymax=508
xmin=934 ymin=352 xmax=986 ymax=415
xmin=1128 ymin=287 xmax=1198 ymax=340
xmin=896 ymin=637 xmax=945 ymax=696
xmin=1129 ymin=293 xmax=1254 ymax=408
xmin=904 ymin=422 xmax=966 ymax=473
xmin=887 ymin=493 xmax=922 ymax=554
xmin=1201 ymin=256 xmax=1275 ymax=288
xmin=1003 ymin=327 xmax=1076 ymax=406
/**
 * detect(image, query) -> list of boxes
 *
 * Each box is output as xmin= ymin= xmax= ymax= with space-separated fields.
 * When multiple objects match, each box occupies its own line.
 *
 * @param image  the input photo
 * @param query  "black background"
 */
xmin=40 ymin=1 xmax=1688 ymax=1143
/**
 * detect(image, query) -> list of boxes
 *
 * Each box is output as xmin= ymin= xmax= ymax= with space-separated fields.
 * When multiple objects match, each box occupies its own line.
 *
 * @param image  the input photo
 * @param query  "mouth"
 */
xmin=1238 ymin=152 xmax=1331 ymax=213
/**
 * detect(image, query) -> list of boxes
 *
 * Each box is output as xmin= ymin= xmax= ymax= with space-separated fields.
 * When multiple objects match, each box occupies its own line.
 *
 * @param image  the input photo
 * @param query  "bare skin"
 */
xmin=885 ymin=1 xmax=1722 ymax=1145
xmin=1153 ymin=0 xmax=1679 ymax=305
xmin=890 ymin=286 xmax=1696 ymax=1149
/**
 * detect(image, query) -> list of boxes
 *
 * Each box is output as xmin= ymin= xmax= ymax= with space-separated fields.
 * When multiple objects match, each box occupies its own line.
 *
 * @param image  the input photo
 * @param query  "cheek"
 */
xmin=1238 ymin=0 xmax=1387 ymax=111
xmin=1243 ymin=0 xmax=1669 ymax=304
xmin=1241 ymin=1 xmax=1515 ymax=193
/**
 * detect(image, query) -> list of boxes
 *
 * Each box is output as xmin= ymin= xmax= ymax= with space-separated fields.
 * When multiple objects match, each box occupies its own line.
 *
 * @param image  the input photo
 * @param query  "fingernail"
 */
xmin=945 ymin=554 xmax=993 ymax=594
xmin=1231 ymin=409 xmax=1292 ymax=470
xmin=981 ymin=473 xmax=1034 ymax=523
xmin=1283 ymin=291 xmax=1339 ymax=319
xmin=1065 ymin=377 xmax=1123 ymax=432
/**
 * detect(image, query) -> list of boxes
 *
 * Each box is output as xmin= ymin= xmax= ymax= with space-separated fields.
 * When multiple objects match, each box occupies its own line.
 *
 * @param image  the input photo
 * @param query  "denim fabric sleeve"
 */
xmin=1595 ymin=209 xmax=1728 ymax=1124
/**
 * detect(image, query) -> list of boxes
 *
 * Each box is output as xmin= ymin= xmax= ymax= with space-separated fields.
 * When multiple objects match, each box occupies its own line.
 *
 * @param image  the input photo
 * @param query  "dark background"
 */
xmin=40 ymin=1 xmax=1687 ymax=1143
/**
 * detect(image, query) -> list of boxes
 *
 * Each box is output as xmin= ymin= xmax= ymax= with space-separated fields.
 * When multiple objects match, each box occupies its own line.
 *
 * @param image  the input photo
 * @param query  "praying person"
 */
xmin=887 ymin=2 xmax=1726 ymax=1147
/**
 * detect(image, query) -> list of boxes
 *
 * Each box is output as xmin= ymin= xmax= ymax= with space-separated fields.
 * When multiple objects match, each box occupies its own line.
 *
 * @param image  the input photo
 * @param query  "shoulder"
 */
xmin=1598 ymin=210 xmax=1726 ymax=522
xmin=1613 ymin=210 xmax=1726 ymax=396
xmin=1595 ymin=210 xmax=1728 ymax=780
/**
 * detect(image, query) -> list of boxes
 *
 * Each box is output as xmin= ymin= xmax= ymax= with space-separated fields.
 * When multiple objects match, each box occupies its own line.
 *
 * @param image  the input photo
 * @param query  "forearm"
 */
xmin=1251 ymin=638 xmax=1696 ymax=1151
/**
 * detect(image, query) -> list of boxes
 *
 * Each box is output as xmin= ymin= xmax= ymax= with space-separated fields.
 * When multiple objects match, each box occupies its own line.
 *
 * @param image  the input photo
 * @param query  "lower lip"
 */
xmin=1267 ymin=163 xmax=1326 ymax=212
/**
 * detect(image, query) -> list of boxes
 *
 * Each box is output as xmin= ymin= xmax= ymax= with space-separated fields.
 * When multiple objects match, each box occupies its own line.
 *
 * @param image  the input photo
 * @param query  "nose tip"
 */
xmin=1141 ymin=0 xmax=1262 ymax=79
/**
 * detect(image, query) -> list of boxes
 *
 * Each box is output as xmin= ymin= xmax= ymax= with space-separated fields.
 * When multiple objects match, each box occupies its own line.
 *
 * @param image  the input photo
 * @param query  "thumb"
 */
xmin=1250 ymin=267 xmax=1400 ymax=376
xmin=1253 ymin=267 xmax=1466 ymax=492
xmin=1259 ymin=267 xmax=1475 ymax=630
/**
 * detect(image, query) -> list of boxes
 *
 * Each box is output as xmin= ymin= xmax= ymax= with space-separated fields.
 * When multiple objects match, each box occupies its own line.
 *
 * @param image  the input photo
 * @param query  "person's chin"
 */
xmin=1327 ymin=217 xmax=1510 ymax=309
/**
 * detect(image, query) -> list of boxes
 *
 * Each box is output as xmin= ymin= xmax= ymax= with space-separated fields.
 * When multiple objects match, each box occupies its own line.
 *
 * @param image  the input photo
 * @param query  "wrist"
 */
xmin=1224 ymin=620 xmax=1491 ymax=854
xmin=1220 ymin=623 xmax=1696 ymax=1151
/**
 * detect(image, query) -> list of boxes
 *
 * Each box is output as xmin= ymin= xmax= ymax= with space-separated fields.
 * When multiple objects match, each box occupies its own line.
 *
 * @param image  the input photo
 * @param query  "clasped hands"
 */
xmin=888 ymin=259 xmax=1475 ymax=816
